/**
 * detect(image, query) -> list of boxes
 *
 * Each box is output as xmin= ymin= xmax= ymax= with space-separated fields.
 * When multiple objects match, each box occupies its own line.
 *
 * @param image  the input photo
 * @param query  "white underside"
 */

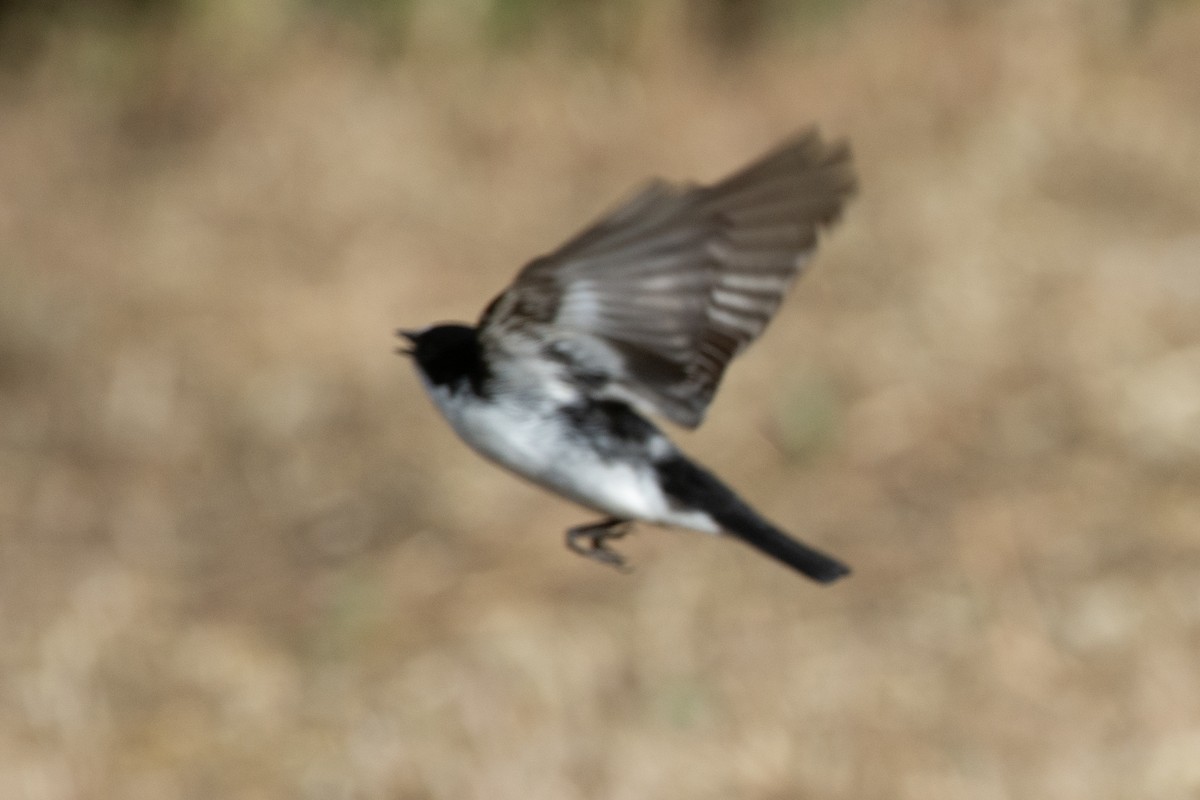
xmin=421 ymin=377 xmax=720 ymax=534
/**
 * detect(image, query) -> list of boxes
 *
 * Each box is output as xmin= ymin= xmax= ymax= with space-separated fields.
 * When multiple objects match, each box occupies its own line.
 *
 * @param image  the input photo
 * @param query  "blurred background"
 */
xmin=2 ymin=0 xmax=1200 ymax=797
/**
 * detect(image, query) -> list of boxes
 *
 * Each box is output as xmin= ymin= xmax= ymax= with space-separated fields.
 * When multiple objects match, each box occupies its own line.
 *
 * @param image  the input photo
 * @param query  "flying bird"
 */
xmin=399 ymin=130 xmax=856 ymax=582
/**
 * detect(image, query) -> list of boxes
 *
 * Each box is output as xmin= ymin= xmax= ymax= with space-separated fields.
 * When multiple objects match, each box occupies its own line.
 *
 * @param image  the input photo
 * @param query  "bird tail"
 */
xmin=720 ymin=510 xmax=851 ymax=583
xmin=656 ymin=456 xmax=850 ymax=584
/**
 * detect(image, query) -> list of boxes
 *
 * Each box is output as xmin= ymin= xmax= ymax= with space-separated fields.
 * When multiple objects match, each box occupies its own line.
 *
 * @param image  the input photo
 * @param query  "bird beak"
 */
xmin=395 ymin=328 xmax=419 ymax=356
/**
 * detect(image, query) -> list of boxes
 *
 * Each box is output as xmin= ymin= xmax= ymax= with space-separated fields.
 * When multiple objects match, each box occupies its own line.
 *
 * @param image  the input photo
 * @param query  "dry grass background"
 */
xmin=2 ymin=0 xmax=1200 ymax=797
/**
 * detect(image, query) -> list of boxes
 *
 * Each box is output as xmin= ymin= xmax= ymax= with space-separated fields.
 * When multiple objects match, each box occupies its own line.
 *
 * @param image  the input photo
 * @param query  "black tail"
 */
xmin=656 ymin=455 xmax=850 ymax=584
xmin=721 ymin=510 xmax=851 ymax=583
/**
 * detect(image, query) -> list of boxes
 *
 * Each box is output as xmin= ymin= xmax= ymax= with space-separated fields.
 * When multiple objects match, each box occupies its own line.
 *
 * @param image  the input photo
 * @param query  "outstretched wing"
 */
xmin=479 ymin=129 xmax=856 ymax=428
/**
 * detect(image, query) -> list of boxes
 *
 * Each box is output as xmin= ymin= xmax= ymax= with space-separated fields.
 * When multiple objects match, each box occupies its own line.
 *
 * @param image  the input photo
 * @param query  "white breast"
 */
xmin=419 ymin=378 xmax=718 ymax=534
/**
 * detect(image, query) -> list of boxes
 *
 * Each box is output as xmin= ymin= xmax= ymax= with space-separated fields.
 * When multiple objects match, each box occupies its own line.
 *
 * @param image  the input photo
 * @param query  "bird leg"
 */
xmin=566 ymin=517 xmax=633 ymax=570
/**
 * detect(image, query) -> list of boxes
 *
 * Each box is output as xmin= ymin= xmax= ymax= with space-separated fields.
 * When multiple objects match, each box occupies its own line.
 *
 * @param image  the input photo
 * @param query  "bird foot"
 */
xmin=566 ymin=518 xmax=633 ymax=571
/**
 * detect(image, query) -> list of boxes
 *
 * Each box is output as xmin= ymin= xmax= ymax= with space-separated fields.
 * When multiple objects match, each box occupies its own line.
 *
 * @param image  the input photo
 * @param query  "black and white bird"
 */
xmin=399 ymin=130 xmax=856 ymax=582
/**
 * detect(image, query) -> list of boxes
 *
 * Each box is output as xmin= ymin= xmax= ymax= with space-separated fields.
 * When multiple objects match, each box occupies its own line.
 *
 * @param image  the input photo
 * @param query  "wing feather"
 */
xmin=480 ymin=128 xmax=856 ymax=428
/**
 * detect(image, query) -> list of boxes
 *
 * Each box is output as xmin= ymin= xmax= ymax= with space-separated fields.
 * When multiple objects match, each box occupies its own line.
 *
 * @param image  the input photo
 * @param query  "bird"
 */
xmin=398 ymin=129 xmax=856 ymax=582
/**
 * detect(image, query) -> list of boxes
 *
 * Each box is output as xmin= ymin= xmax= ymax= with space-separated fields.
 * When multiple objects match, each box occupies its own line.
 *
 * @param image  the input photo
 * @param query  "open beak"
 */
xmin=395 ymin=328 xmax=419 ymax=356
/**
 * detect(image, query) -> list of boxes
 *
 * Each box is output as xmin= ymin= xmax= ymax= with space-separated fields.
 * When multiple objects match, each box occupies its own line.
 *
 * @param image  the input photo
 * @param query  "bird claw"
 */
xmin=566 ymin=518 xmax=633 ymax=572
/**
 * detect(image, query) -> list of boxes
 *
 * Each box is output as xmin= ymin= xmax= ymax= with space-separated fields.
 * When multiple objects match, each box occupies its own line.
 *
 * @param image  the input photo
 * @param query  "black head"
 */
xmin=397 ymin=324 xmax=490 ymax=394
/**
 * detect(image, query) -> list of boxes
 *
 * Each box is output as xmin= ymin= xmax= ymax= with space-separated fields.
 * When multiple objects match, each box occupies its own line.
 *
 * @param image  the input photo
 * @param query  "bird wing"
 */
xmin=478 ymin=129 xmax=857 ymax=428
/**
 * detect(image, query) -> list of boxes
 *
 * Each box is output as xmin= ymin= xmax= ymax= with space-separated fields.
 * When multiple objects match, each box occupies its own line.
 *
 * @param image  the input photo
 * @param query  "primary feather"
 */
xmin=479 ymin=129 xmax=856 ymax=428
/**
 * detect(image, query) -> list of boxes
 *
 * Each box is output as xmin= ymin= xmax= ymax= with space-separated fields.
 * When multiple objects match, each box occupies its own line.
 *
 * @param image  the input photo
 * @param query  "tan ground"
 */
xmin=2 ymin=1 xmax=1199 ymax=798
